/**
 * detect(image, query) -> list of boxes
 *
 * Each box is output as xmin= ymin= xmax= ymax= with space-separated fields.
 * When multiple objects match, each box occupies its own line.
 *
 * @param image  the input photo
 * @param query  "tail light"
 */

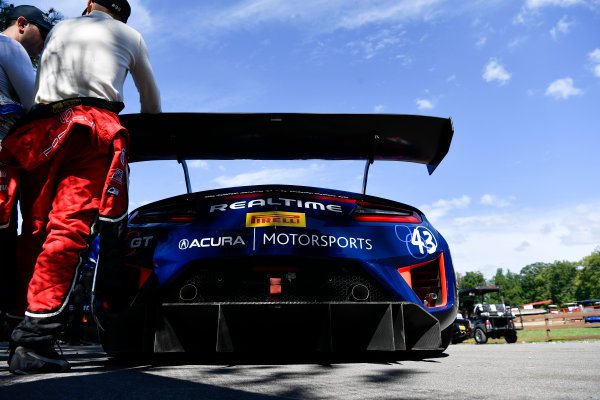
xmin=352 ymin=200 xmax=421 ymax=223
xmin=397 ymin=253 xmax=447 ymax=308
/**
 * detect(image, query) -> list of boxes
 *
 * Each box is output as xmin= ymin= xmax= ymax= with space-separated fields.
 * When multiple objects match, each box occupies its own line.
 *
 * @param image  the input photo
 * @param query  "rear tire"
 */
xmin=504 ymin=330 xmax=517 ymax=343
xmin=474 ymin=328 xmax=488 ymax=344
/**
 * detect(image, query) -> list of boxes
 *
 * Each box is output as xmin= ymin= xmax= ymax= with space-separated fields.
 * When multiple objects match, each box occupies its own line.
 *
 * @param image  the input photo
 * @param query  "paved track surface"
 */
xmin=1 ymin=341 xmax=599 ymax=399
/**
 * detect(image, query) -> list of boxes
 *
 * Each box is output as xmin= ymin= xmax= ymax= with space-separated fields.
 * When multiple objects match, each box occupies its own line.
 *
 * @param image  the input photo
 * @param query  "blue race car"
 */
xmin=92 ymin=113 xmax=457 ymax=356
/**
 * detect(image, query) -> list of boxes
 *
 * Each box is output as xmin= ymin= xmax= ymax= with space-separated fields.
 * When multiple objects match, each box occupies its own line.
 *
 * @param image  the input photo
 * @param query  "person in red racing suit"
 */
xmin=1 ymin=0 xmax=160 ymax=374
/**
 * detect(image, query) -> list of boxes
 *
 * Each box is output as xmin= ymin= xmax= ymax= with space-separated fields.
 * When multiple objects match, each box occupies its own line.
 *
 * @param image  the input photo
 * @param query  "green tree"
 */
xmin=575 ymin=249 xmax=600 ymax=300
xmin=492 ymin=268 xmax=524 ymax=307
xmin=457 ymin=271 xmax=486 ymax=290
xmin=519 ymin=262 xmax=548 ymax=304
xmin=537 ymin=260 xmax=578 ymax=306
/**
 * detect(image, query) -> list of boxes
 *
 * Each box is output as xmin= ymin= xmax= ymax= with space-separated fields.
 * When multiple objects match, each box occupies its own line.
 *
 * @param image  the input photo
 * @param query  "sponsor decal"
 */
xmin=120 ymin=149 xmax=126 ymax=166
xmin=179 ymin=236 xmax=245 ymax=250
xmin=262 ymin=233 xmax=372 ymax=250
xmin=395 ymin=226 xmax=438 ymax=259
xmin=246 ymin=211 xmax=306 ymax=227
xmin=111 ymin=168 xmax=124 ymax=184
xmin=0 ymin=185 xmax=7 ymax=191
xmin=107 ymin=186 xmax=120 ymax=196
xmin=0 ymin=171 xmax=6 ymax=178
xmin=210 ymin=197 xmax=342 ymax=213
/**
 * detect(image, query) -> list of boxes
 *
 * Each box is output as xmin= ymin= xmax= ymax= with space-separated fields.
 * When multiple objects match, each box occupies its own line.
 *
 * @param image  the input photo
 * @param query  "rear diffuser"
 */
xmin=153 ymin=302 xmax=441 ymax=353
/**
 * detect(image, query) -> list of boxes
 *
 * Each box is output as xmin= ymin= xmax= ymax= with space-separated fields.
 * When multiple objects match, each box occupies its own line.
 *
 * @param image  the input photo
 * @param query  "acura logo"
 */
xmin=179 ymin=239 xmax=189 ymax=250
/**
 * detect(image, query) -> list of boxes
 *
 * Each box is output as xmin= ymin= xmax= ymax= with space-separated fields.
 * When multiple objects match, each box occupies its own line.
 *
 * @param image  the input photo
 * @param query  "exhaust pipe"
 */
xmin=350 ymin=284 xmax=370 ymax=301
xmin=179 ymin=284 xmax=198 ymax=301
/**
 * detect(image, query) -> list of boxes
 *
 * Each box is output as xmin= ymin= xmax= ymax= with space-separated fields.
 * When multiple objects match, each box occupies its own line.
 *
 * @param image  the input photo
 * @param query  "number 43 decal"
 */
xmin=411 ymin=227 xmax=437 ymax=255
xmin=395 ymin=225 xmax=438 ymax=259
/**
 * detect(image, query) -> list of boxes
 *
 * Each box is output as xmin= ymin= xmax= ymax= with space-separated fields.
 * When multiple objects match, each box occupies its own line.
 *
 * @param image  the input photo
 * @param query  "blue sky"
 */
xmin=28 ymin=0 xmax=600 ymax=277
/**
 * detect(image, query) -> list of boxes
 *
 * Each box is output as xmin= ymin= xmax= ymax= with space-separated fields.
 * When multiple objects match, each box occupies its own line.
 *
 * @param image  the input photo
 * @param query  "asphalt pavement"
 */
xmin=1 ymin=341 xmax=599 ymax=399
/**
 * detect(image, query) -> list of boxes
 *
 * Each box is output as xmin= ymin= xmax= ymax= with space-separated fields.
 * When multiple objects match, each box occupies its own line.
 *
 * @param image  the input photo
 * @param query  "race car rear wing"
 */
xmin=120 ymin=113 xmax=453 ymax=193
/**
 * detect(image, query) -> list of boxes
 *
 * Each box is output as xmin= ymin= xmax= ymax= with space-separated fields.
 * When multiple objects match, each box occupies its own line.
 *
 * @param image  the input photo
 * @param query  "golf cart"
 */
xmin=458 ymin=286 xmax=521 ymax=344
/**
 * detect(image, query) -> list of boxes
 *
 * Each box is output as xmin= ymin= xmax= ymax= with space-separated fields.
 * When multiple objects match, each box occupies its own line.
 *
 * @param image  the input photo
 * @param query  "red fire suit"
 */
xmin=0 ymin=103 xmax=128 ymax=335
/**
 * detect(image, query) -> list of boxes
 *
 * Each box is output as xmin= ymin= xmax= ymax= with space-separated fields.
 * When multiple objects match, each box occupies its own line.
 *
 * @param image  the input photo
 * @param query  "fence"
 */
xmin=519 ymin=310 xmax=600 ymax=341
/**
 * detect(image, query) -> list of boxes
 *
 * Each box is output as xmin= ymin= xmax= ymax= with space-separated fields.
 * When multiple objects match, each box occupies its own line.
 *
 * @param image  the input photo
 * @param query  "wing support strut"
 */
xmin=362 ymin=158 xmax=373 ymax=195
xmin=178 ymin=158 xmax=192 ymax=194
xmin=362 ymin=134 xmax=379 ymax=195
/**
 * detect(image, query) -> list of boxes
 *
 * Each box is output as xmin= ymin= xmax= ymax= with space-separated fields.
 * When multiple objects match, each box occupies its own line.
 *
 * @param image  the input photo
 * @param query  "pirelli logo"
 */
xmin=246 ymin=211 xmax=306 ymax=228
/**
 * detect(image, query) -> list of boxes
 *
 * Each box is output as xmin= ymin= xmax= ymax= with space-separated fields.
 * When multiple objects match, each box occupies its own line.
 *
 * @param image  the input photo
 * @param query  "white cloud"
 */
xmin=545 ymin=77 xmax=583 ymax=99
xmin=374 ymin=104 xmax=386 ymax=113
xmin=589 ymin=48 xmax=600 ymax=63
xmin=127 ymin=0 xmax=155 ymax=34
xmin=416 ymin=99 xmax=434 ymax=110
xmin=560 ymin=204 xmax=600 ymax=246
xmin=213 ymin=164 xmax=324 ymax=187
xmin=550 ymin=16 xmax=572 ymax=39
xmin=179 ymin=0 xmax=445 ymax=40
xmin=475 ymin=37 xmax=487 ymax=48
xmin=589 ymin=49 xmax=600 ymax=77
xmin=435 ymin=202 xmax=600 ymax=276
xmin=187 ymin=160 xmax=209 ymax=169
xmin=346 ymin=29 xmax=405 ymax=59
xmin=515 ymin=0 xmax=584 ymax=25
xmin=480 ymin=194 xmax=514 ymax=208
xmin=452 ymin=214 xmax=513 ymax=227
xmin=525 ymin=0 xmax=584 ymax=8
xmin=420 ymin=195 xmax=471 ymax=222
xmin=483 ymin=60 xmax=511 ymax=85
xmin=334 ymin=0 xmax=444 ymax=30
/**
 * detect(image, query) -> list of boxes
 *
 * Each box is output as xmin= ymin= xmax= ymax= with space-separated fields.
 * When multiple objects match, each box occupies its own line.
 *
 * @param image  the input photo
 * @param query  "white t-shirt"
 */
xmin=34 ymin=10 xmax=161 ymax=113
xmin=0 ymin=33 xmax=35 ymax=111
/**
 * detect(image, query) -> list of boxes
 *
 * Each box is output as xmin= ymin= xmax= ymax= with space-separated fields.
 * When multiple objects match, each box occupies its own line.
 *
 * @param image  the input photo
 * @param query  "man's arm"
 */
xmin=1 ymin=40 xmax=35 ymax=112
xmin=131 ymin=36 xmax=161 ymax=114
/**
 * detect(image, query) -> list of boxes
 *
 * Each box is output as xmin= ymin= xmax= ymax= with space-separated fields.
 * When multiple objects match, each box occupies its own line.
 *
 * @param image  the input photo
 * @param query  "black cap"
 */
xmin=92 ymin=0 xmax=131 ymax=23
xmin=7 ymin=5 xmax=53 ymax=34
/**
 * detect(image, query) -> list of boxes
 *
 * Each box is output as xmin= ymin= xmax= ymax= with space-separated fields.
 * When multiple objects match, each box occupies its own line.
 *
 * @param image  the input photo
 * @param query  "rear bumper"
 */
xmin=151 ymin=302 xmax=443 ymax=353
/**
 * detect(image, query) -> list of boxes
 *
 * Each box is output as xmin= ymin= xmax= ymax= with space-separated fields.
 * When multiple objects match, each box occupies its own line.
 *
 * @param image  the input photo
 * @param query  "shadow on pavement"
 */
xmin=0 ymin=341 xmax=444 ymax=399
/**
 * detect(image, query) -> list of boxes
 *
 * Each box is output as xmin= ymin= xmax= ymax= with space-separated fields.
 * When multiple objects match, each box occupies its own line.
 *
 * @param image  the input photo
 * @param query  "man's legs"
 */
xmin=10 ymin=128 xmax=110 ymax=374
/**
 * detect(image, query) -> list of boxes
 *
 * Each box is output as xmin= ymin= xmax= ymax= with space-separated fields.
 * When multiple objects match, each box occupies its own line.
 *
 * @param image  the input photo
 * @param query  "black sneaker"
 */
xmin=8 ymin=342 xmax=71 ymax=374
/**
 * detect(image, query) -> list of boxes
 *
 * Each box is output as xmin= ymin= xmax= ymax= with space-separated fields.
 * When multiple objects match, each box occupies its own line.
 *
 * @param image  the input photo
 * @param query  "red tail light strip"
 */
xmin=353 ymin=215 xmax=421 ymax=223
